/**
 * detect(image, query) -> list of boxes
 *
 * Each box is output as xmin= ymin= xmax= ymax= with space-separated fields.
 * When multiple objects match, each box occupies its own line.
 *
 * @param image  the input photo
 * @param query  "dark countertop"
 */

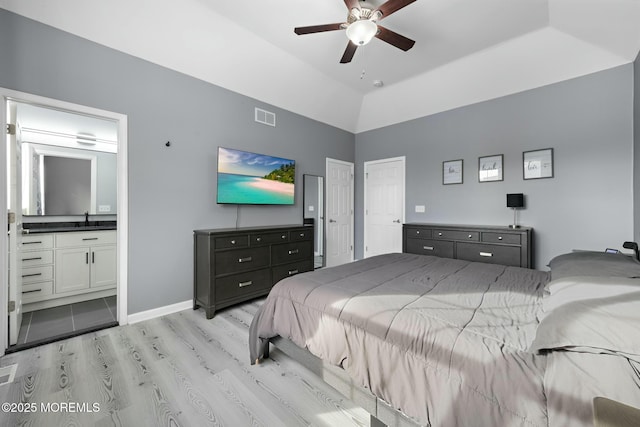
xmin=23 ymin=221 xmax=117 ymax=234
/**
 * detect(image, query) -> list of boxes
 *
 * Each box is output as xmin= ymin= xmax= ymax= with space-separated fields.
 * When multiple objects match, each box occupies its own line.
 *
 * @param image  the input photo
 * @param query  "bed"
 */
xmin=249 ymin=251 xmax=640 ymax=426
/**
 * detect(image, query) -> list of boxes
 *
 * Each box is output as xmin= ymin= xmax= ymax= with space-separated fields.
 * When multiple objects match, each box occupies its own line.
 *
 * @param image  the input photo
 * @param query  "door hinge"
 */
xmin=350 ymin=245 xmax=353 ymax=251
xmin=6 ymin=124 xmax=16 ymax=135
xmin=8 ymin=212 xmax=16 ymax=224
xmin=8 ymin=301 xmax=15 ymax=313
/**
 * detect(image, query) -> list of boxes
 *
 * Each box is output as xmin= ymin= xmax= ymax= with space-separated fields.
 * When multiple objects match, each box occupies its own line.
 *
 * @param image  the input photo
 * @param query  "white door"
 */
xmin=325 ymin=158 xmax=354 ymax=267
xmin=7 ymin=101 xmax=23 ymax=345
xmin=364 ymin=157 xmax=405 ymax=258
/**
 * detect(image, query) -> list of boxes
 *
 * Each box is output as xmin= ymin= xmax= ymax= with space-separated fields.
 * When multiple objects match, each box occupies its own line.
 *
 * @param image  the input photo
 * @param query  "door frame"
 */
xmin=363 ymin=156 xmax=406 ymax=258
xmin=325 ymin=158 xmax=354 ymax=265
xmin=0 ymin=88 xmax=129 ymax=355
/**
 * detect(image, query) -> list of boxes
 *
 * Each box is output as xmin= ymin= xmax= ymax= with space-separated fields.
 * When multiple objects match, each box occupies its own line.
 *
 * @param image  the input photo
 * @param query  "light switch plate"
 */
xmin=415 ymin=205 xmax=425 ymax=213
xmin=98 ymin=205 xmax=111 ymax=212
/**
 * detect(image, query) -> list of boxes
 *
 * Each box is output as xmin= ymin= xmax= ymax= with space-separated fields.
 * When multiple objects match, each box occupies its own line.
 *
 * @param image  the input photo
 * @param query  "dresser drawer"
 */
xmin=406 ymin=238 xmax=454 ymax=258
xmin=22 ymin=281 xmax=54 ymax=303
xmin=290 ymin=229 xmax=313 ymax=242
xmin=21 ymin=250 xmax=53 ymax=267
xmin=215 ymin=246 xmax=270 ymax=275
xmin=22 ymin=265 xmax=54 ymax=284
xmin=273 ymin=260 xmax=313 ymax=284
xmin=56 ymin=231 xmax=116 ymax=248
xmin=481 ymin=232 xmax=521 ymax=245
xmin=456 ymin=242 xmax=521 ymax=267
xmin=216 ymin=268 xmax=271 ymax=302
xmin=405 ymin=227 xmax=432 ymax=239
xmin=250 ymin=232 xmax=288 ymax=246
xmin=272 ymin=241 xmax=313 ymax=265
xmin=214 ymin=235 xmax=249 ymax=250
xmin=21 ymin=234 xmax=54 ymax=250
xmin=433 ymin=229 xmax=479 ymax=241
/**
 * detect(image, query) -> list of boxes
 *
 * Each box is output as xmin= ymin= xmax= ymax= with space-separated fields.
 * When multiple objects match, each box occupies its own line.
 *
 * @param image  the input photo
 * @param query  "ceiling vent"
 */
xmin=255 ymin=108 xmax=276 ymax=127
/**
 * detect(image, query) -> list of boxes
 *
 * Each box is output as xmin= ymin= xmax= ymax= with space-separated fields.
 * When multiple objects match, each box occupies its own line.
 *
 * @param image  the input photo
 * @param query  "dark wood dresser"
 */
xmin=193 ymin=224 xmax=314 ymax=319
xmin=403 ymin=223 xmax=532 ymax=268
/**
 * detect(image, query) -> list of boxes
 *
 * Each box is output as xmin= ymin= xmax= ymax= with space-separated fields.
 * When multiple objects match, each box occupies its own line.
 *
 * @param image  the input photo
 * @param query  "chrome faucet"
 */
xmin=84 ymin=211 xmax=89 ymax=227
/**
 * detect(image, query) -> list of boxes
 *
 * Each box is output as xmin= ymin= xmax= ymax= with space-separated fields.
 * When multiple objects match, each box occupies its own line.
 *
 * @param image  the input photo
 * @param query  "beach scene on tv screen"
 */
xmin=217 ymin=147 xmax=295 ymax=204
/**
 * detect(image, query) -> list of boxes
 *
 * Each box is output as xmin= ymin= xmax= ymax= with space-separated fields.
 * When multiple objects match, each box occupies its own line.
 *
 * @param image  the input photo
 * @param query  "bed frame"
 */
xmin=267 ymin=336 xmax=423 ymax=427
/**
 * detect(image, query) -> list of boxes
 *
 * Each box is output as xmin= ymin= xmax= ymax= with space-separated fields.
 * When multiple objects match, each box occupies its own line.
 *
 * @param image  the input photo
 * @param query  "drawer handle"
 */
xmin=22 ymin=257 xmax=43 ymax=261
xmin=479 ymin=252 xmax=493 ymax=257
xmin=468 ymin=234 xmax=473 ymax=239
xmin=23 ymin=241 xmax=42 ymax=245
xmin=82 ymin=237 xmax=99 ymax=241
xmin=238 ymin=256 xmax=252 ymax=263
xmin=231 ymin=240 xmax=236 ymax=245
xmin=416 ymin=231 xmax=420 ymax=234
xmin=281 ymin=235 xmax=287 ymax=239
xmin=256 ymin=237 xmax=262 ymax=242
xmin=299 ymin=233 xmax=305 ymax=237
xmin=288 ymin=249 xmax=299 ymax=255
xmin=22 ymin=289 xmax=42 ymax=294
xmin=498 ymin=236 xmax=503 ymax=240
xmin=22 ymin=272 xmax=42 ymax=278
xmin=288 ymin=269 xmax=299 ymax=275
xmin=423 ymin=246 xmax=434 ymax=251
xmin=238 ymin=280 xmax=253 ymax=288
xmin=438 ymin=232 xmax=442 ymax=236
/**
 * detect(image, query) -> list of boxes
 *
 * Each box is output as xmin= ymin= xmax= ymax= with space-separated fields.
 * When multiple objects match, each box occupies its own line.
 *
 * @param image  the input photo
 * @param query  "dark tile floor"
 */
xmin=14 ymin=296 xmax=117 ymax=347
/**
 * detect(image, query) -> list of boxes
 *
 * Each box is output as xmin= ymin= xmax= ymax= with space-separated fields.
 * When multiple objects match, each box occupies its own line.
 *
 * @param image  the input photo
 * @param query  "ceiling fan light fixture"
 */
xmin=346 ymin=19 xmax=378 ymax=46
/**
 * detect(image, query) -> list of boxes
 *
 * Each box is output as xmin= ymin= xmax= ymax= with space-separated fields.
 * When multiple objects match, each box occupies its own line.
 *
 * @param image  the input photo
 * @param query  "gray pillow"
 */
xmin=548 ymin=251 xmax=640 ymax=281
xmin=530 ymin=291 xmax=640 ymax=363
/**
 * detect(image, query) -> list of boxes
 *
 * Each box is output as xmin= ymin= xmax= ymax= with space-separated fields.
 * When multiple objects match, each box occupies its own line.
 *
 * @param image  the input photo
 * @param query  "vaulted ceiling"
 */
xmin=1 ymin=0 xmax=639 ymax=133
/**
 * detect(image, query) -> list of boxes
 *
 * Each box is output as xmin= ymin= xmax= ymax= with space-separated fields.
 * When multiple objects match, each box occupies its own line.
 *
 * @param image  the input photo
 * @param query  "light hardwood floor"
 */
xmin=0 ymin=299 xmax=370 ymax=427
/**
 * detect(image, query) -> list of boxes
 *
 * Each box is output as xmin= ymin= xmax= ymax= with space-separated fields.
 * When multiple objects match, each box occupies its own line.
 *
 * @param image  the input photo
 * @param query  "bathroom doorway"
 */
xmin=1 ymin=89 xmax=128 ymax=354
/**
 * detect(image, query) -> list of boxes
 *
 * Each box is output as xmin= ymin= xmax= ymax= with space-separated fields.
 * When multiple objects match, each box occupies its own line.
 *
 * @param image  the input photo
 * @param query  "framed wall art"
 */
xmin=443 ymin=159 xmax=463 ymax=185
xmin=478 ymin=154 xmax=503 ymax=182
xmin=523 ymin=148 xmax=554 ymax=179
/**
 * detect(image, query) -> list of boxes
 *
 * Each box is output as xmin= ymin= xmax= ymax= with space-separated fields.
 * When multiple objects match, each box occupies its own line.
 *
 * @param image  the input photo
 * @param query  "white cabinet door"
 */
xmin=90 ymin=245 xmax=117 ymax=288
xmin=55 ymin=247 xmax=91 ymax=293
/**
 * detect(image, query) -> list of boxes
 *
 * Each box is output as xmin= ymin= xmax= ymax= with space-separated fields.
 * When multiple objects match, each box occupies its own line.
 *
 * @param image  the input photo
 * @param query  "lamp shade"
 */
xmin=346 ymin=20 xmax=377 ymax=46
xmin=506 ymin=193 xmax=524 ymax=208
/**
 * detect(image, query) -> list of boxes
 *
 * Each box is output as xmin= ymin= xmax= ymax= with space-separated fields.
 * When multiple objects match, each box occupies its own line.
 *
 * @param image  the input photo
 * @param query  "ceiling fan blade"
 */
xmin=343 ymin=0 xmax=360 ymax=11
xmin=294 ymin=23 xmax=344 ymax=35
xmin=340 ymin=42 xmax=358 ymax=63
xmin=375 ymin=25 xmax=415 ymax=51
xmin=374 ymin=0 xmax=417 ymax=20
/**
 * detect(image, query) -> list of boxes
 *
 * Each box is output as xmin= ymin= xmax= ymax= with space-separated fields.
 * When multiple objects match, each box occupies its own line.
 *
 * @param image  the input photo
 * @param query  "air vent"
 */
xmin=0 ymin=364 xmax=17 ymax=386
xmin=255 ymin=108 xmax=276 ymax=127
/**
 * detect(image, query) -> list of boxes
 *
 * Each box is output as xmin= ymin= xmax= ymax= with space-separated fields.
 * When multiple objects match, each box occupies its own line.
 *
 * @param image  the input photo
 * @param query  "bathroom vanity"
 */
xmin=20 ymin=223 xmax=117 ymax=312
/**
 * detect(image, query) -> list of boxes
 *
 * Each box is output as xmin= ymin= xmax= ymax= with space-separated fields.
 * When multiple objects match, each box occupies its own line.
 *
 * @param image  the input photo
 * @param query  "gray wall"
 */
xmin=634 ymin=52 xmax=640 ymax=243
xmin=355 ymin=65 xmax=635 ymax=269
xmin=0 ymin=9 xmax=354 ymax=313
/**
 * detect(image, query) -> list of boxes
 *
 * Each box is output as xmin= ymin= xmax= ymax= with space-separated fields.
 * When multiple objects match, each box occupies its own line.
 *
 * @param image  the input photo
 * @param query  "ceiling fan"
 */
xmin=294 ymin=0 xmax=417 ymax=64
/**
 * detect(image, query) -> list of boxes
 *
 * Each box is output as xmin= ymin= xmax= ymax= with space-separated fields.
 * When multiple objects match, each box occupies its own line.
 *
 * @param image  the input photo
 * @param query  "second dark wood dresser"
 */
xmin=194 ymin=224 xmax=314 ymax=319
xmin=403 ymin=223 xmax=533 ymax=268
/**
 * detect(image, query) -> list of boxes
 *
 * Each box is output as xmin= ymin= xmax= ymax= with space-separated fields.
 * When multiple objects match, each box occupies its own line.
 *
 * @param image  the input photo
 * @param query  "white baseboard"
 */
xmin=127 ymin=300 xmax=192 ymax=325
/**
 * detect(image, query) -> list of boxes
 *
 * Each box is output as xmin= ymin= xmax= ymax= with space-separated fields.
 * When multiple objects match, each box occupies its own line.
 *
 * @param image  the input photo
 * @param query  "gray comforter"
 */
xmin=249 ymin=253 xmax=640 ymax=426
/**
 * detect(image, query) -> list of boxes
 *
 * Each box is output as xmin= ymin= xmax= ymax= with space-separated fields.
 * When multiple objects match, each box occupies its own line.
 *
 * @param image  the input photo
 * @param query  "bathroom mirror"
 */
xmin=303 ymin=174 xmax=324 ymax=269
xmin=21 ymin=143 xmax=117 ymax=216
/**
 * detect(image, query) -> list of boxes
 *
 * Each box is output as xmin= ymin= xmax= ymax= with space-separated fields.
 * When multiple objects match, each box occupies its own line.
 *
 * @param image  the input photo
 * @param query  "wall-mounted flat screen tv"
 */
xmin=217 ymin=147 xmax=295 ymax=205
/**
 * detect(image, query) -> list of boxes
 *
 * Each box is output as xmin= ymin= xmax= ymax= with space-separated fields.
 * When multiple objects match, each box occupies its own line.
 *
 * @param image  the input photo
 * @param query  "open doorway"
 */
xmin=1 ymin=90 xmax=128 ymax=354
